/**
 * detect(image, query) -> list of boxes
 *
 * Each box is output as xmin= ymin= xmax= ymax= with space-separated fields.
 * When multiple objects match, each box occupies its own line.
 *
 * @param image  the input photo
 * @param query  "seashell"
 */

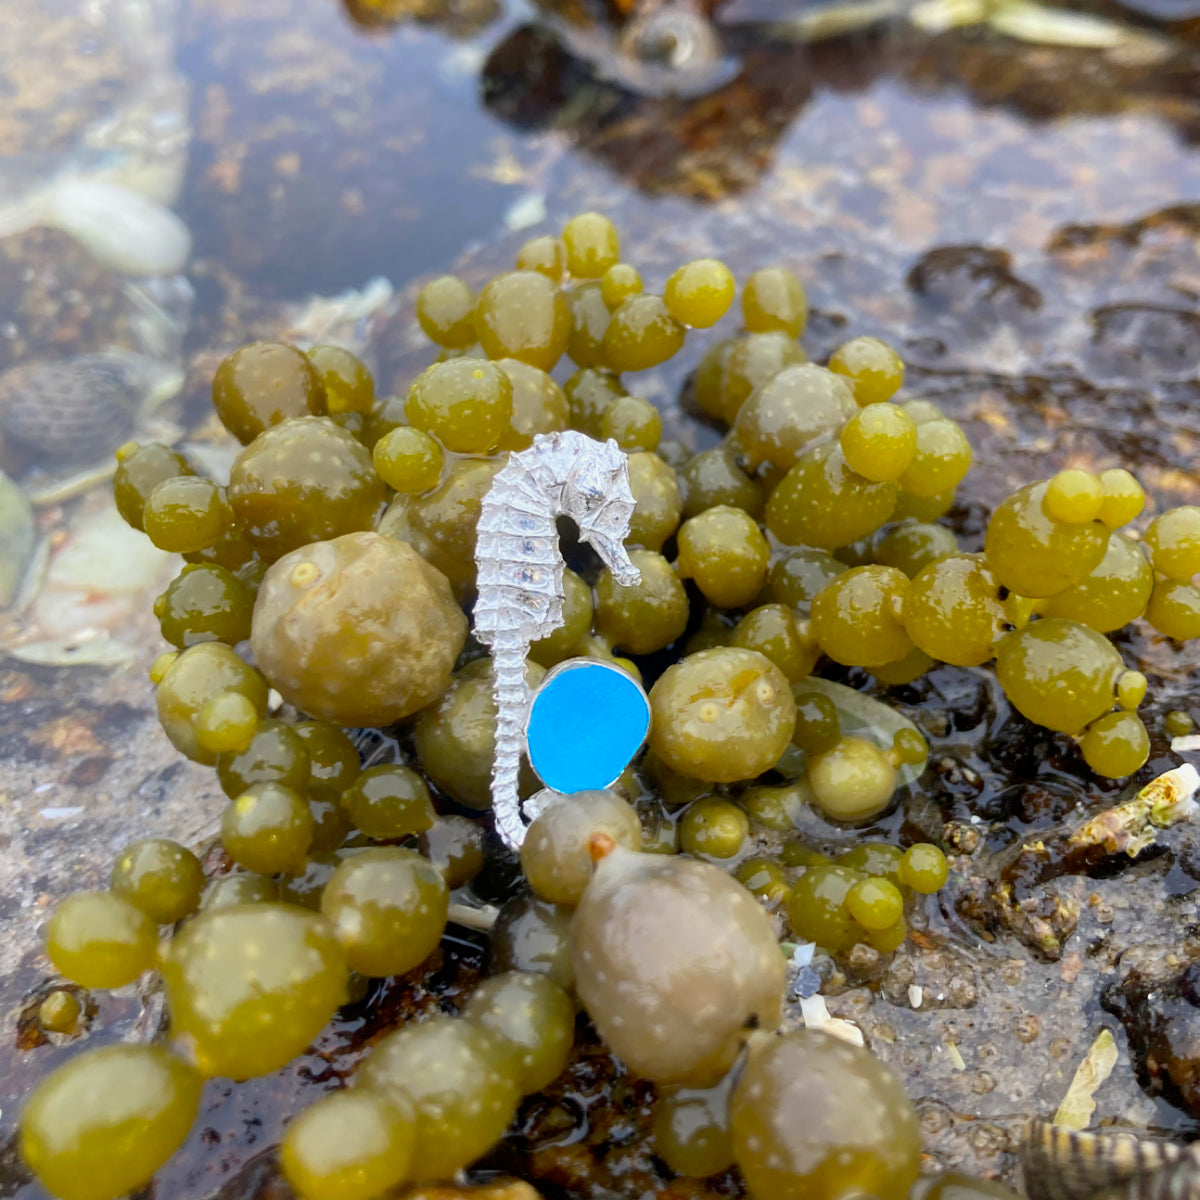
xmin=611 ymin=3 xmax=739 ymax=97
xmin=528 ymin=0 xmax=738 ymax=100
xmin=0 ymin=177 xmax=194 ymax=276
xmin=0 ymin=351 xmax=183 ymax=466
xmin=1021 ymin=1119 xmax=1200 ymax=1200
xmin=618 ymin=4 xmax=719 ymax=68
xmin=43 ymin=179 xmax=191 ymax=276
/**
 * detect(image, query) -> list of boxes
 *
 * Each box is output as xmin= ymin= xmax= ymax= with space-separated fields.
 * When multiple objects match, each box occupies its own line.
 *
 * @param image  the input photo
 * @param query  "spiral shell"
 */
xmin=1021 ymin=1119 xmax=1200 ymax=1200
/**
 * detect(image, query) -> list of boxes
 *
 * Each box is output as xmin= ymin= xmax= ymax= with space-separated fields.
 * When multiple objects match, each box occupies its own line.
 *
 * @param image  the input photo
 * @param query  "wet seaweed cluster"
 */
xmin=16 ymin=211 xmax=1200 ymax=1200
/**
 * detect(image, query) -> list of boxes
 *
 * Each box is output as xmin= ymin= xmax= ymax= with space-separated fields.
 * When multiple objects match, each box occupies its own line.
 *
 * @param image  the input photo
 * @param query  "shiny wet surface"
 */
xmin=5 ymin=1 xmax=1200 ymax=1196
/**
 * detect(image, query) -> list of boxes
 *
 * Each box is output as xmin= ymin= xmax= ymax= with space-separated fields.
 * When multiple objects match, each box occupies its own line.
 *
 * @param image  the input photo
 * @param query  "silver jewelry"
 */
xmin=474 ymin=430 xmax=641 ymax=850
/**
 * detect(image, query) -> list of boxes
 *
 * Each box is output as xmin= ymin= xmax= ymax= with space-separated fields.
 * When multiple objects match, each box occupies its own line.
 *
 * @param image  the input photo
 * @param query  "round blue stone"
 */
xmin=525 ymin=659 xmax=650 ymax=794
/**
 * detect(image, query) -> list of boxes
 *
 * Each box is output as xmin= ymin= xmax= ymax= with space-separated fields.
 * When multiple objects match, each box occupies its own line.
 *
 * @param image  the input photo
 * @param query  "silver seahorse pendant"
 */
xmin=474 ymin=430 xmax=645 ymax=851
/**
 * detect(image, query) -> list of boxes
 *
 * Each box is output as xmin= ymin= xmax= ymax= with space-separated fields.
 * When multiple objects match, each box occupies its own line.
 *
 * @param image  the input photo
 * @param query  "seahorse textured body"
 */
xmin=475 ymin=430 xmax=640 ymax=850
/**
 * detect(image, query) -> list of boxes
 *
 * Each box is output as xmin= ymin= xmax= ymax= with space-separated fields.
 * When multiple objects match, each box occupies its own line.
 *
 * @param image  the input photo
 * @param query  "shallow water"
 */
xmin=5 ymin=0 xmax=1200 ymax=1196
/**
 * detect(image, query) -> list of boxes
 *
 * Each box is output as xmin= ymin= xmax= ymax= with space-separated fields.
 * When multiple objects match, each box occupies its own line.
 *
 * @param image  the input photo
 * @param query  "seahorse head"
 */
xmin=553 ymin=432 xmax=640 ymax=587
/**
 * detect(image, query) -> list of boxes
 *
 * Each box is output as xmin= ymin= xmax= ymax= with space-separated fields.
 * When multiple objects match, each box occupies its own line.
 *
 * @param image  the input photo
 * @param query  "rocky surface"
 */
xmin=5 ymin=1 xmax=1200 ymax=1197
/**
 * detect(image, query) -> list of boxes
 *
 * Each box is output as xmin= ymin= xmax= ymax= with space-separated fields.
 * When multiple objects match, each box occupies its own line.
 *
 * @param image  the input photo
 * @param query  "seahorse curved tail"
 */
xmin=490 ymin=640 xmax=531 ymax=851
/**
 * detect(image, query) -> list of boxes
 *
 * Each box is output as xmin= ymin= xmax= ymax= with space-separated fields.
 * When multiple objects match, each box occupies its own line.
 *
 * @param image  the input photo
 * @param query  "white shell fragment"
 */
xmin=910 ymin=0 xmax=1167 ymax=54
xmin=6 ymin=504 xmax=176 ymax=666
xmin=474 ymin=431 xmax=640 ymax=851
xmin=791 ymin=942 xmax=816 ymax=969
xmin=799 ymin=992 xmax=833 ymax=1028
xmin=1054 ymin=1029 xmax=1119 ymax=1131
xmin=46 ymin=180 xmax=191 ymax=276
xmin=1062 ymin=762 xmax=1199 ymax=866
xmin=1141 ymin=762 xmax=1200 ymax=827
xmin=504 ymin=193 xmax=547 ymax=231
xmin=799 ymin=994 xmax=865 ymax=1047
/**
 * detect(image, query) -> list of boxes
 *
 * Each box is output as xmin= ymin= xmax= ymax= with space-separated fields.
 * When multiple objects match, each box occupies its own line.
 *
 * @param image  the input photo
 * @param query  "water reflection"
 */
xmin=481 ymin=19 xmax=885 ymax=199
xmin=3 ymin=0 xmax=1199 ymax=631
xmin=0 ymin=3 xmax=1197 ymax=614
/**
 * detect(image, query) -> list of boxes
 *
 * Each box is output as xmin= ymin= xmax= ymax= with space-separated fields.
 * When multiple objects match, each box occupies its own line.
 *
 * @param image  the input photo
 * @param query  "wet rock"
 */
xmin=957 ymin=869 xmax=1083 ymax=963
xmin=1047 ymin=203 xmax=1200 ymax=255
xmin=954 ymin=783 xmax=1188 ymax=961
xmin=1088 ymin=303 xmax=1200 ymax=383
xmin=1175 ymin=823 xmax=1200 ymax=884
xmin=481 ymin=24 xmax=602 ymax=132
xmin=906 ymin=246 xmax=1043 ymax=331
xmin=480 ymin=24 xmax=839 ymax=200
xmin=1102 ymin=942 xmax=1200 ymax=1117
xmin=998 ymin=781 xmax=1081 ymax=828
xmin=880 ymin=942 xmax=980 ymax=1012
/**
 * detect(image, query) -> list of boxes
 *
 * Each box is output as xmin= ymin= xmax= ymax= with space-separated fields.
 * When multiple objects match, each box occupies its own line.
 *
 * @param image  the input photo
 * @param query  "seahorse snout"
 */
xmin=611 ymin=558 xmax=642 ymax=588
xmin=587 ymin=531 xmax=641 ymax=588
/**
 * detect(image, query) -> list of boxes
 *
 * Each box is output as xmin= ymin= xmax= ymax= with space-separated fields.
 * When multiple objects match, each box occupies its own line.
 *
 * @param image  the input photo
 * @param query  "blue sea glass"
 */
xmin=525 ymin=659 xmax=650 ymax=794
